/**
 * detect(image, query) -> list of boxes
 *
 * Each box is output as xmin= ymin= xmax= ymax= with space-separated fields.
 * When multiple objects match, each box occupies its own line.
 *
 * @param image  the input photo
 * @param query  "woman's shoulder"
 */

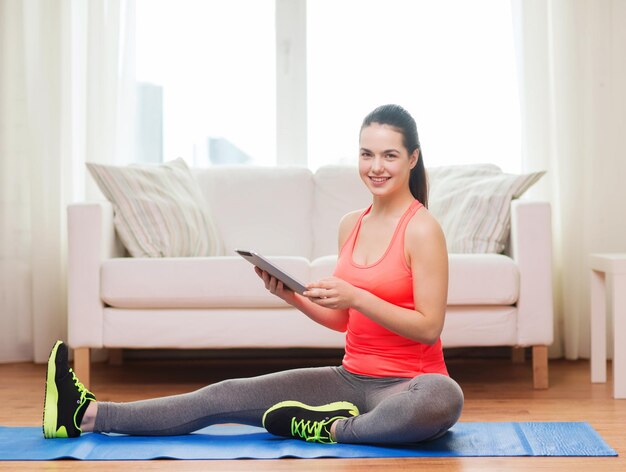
xmin=406 ymin=205 xmax=446 ymax=246
xmin=339 ymin=208 xmax=365 ymax=228
xmin=337 ymin=208 xmax=367 ymax=249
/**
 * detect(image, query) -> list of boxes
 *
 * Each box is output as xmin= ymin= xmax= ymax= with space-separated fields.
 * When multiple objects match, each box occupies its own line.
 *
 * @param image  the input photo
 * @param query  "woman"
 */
xmin=43 ymin=104 xmax=464 ymax=445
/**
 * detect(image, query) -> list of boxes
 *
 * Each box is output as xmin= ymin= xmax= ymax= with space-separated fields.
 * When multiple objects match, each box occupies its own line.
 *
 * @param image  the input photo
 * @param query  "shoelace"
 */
xmin=290 ymin=416 xmax=342 ymax=444
xmin=69 ymin=368 xmax=90 ymax=405
xmin=69 ymin=368 xmax=92 ymax=431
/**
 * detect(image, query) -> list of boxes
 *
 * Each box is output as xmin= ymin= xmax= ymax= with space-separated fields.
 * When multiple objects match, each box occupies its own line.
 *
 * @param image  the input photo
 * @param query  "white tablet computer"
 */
xmin=235 ymin=249 xmax=307 ymax=295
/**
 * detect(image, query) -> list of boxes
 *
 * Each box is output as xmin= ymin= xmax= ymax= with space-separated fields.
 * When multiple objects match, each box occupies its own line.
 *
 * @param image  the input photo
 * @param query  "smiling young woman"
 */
xmin=42 ymin=104 xmax=462 ymax=447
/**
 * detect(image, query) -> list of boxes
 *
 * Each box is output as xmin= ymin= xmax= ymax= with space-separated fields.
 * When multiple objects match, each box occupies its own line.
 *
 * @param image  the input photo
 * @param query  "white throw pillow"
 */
xmin=87 ymin=158 xmax=223 ymax=257
xmin=428 ymin=164 xmax=545 ymax=254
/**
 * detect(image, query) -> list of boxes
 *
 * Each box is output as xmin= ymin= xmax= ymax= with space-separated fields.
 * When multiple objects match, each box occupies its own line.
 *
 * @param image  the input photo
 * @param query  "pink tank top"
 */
xmin=334 ymin=199 xmax=449 ymax=378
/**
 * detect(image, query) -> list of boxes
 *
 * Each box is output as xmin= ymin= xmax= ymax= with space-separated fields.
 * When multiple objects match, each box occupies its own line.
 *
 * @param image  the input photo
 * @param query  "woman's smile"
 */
xmin=369 ymin=176 xmax=391 ymax=186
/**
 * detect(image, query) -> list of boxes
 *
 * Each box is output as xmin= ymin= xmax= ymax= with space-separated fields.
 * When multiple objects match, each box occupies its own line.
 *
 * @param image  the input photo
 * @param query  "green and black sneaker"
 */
xmin=42 ymin=340 xmax=96 ymax=439
xmin=262 ymin=400 xmax=359 ymax=444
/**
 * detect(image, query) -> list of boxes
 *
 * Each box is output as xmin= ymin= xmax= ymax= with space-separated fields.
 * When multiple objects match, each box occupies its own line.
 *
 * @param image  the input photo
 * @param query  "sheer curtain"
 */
xmin=511 ymin=0 xmax=626 ymax=359
xmin=0 ymin=0 xmax=134 ymax=363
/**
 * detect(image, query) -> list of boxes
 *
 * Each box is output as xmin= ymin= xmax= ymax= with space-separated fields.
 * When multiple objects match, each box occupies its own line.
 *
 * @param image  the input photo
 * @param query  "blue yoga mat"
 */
xmin=0 ymin=422 xmax=617 ymax=461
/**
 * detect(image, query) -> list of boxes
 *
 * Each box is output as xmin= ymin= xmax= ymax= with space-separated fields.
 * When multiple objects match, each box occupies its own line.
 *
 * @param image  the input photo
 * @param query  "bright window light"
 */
xmin=307 ymin=0 xmax=521 ymax=173
xmin=135 ymin=0 xmax=276 ymax=166
xmin=135 ymin=1 xmax=520 ymax=172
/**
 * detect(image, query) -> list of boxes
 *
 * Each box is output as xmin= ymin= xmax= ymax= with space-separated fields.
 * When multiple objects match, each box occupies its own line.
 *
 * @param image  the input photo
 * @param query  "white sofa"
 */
xmin=68 ymin=165 xmax=553 ymax=389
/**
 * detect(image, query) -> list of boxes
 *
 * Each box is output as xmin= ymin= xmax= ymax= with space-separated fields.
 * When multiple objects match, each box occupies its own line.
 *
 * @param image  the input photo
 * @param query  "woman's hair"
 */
xmin=360 ymin=104 xmax=428 ymax=208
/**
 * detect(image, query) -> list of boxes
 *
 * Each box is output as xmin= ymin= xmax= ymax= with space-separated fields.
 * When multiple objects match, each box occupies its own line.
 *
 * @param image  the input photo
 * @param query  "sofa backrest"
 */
xmin=194 ymin=166 xmax=314 ymax=257
xmin=191 ymin=164 xmax=538 ymax=258
xmin=193 ymin=165 xmax=371 ymax=259
xmin=312 ymin=166 xmax=370 ymax=258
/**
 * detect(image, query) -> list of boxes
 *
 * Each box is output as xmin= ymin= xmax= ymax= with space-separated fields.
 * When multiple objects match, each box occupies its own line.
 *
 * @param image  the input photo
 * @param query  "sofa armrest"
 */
xmin=67 ymin=202 xmax=125 ymax=348
xmin=509 ymin=200 xmax=554 ymax=346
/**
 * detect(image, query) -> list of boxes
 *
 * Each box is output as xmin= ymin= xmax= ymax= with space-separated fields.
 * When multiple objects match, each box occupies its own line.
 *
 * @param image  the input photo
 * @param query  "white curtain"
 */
xmin=512 ymin=0 xmax=626 ymax=359
xmin=0 ymin=0 xmax=134 ymax=363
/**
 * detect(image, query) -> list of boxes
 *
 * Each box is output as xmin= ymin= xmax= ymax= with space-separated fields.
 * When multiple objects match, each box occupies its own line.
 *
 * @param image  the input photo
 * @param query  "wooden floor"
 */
xmin=0 ymin=351 xmax=624 ymax=471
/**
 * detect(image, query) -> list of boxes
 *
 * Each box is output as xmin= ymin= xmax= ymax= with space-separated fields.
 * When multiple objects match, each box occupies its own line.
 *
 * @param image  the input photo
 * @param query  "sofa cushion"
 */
xmin=428 ymin=164 xmax=545 ymax=254
xmin=101 ymin=256 xmax=310 ymax=309
xmin=310 ymin=254 xmax=518 ymax=306
xmin=87 ymin=158 xmax=223 ymax=257
xmin=194 ymin=166 xmax=314 ymax=258
xmin=102 ymin=254 xmax=517 ymax=309
xmin=310 ymin=255 xmax=339 ymax=281
xmin=447 ymin=254 xmax=519 ymax=305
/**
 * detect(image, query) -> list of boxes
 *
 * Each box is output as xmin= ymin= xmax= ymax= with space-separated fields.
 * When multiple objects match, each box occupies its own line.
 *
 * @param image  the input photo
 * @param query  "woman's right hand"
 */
xmin=255 ymin=266 xmax=349 ymax=332
xmin=254 ymin=266 xmax=297 ymax=305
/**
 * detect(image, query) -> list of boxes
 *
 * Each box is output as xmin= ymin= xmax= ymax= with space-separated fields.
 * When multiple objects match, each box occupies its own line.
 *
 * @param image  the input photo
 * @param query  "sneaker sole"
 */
xmin=42 ymin=340 xmax=63 ymax=439
xmin=262 ymin=400 xmax=360 ymax=428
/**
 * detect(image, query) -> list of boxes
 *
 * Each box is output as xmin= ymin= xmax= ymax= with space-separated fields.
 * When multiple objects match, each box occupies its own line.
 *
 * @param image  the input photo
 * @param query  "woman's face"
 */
xmin=358 ymin=123 xmax=417 ymax=198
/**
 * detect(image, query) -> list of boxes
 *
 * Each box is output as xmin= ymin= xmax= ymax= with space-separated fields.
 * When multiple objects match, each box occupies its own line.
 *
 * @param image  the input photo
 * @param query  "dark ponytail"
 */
xmin=361 ymin=104 xmax=428 ymax=208
xmin=408 ymin=153 xmax=428 ymax=209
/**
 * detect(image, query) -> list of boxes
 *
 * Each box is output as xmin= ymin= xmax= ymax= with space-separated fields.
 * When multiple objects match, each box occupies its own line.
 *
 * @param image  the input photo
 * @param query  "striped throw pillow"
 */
xmin=87 ymin=158 xmax=223 ymax=257
xmin=428 ymin=165 xmax=545 ymax=254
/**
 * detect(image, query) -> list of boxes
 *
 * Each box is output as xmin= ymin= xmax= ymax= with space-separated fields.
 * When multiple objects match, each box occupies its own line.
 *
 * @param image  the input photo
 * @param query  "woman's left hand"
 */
xmin=303 ymin=277 xmax=360 ymax=310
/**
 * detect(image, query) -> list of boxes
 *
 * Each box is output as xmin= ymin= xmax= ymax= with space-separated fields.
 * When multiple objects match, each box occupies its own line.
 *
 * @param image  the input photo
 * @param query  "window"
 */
xmin=135 ymin=0 xmax=521 ymax=172
xmin=135 ymin=0 xmax=276 ymax=166
xmin=307 ymin=0 xmax=521 ymax=172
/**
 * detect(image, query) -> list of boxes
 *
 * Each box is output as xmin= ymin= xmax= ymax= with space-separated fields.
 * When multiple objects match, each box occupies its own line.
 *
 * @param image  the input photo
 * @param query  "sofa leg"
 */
xmin=73 ymin=348 xmax=91 ymax=390
xmin=532 ymin=345 xmax=549 ymax=389
xmin=511 ymin=346 xmax=526 ymax=363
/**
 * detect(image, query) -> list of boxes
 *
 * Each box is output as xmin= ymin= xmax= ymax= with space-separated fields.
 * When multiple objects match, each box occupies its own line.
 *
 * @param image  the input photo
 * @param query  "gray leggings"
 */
xmin=94 ymin=366 xmax=464 ymax=445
